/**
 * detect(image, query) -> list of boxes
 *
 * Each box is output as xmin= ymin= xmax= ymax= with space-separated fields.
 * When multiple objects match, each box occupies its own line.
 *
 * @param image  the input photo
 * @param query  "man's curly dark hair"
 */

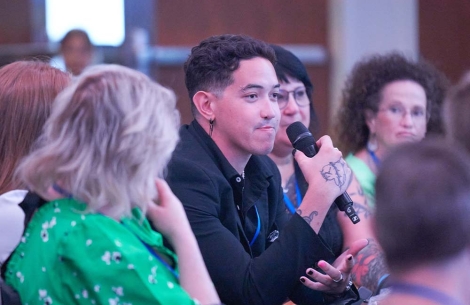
xmin=334 ymin=52 xmax=449 ymax=154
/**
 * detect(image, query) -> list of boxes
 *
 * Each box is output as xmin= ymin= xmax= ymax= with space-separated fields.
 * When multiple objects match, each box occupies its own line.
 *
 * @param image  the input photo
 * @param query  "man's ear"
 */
xmin=193 ymin=91 xmax=216 ymax=120
xmin=364 ymin=109 xmax=377 ymax=134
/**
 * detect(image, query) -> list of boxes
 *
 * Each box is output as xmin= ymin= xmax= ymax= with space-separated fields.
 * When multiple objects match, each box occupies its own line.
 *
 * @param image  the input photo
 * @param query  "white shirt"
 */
xmin=0 ymin=189 xmax=27 ymax=263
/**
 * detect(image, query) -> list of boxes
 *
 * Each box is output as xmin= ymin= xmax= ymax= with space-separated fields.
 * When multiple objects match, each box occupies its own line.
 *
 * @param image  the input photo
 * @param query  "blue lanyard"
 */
xmin=367 ymin=148 xmax=381 ymax=167
xmin=52 ymin=184 xmax=180 ymax=280
xmin=122 ymin=222 xmax=180 ymax=281
xmin=283 ymin=180 xmax=302 ymax=214
xmin=52 ymin=183 xmax=73 ymax=198
xmin=142 ymin=242 xmax=180 ymax=280
xmin=249 ymin=205 xmax=261 ymax=247
xmin=390 ymin=281 xmax=464 ymax=305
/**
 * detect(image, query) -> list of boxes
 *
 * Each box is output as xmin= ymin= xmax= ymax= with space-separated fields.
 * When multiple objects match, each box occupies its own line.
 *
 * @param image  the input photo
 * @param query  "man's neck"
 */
xmin=196 ymin=118 xmax=250 ymax=174
xmin=268 ymin=152 xmax=294 ymax=188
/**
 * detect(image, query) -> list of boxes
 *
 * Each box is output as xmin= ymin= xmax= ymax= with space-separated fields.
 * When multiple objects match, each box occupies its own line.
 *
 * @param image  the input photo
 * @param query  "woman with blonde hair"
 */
xmin=4 ymin=64 xmax=220 ymax=305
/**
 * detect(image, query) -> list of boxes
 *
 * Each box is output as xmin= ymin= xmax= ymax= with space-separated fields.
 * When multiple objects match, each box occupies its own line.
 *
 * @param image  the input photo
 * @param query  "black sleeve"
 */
xmin=167 ymin=157 xmax=335 ymax=305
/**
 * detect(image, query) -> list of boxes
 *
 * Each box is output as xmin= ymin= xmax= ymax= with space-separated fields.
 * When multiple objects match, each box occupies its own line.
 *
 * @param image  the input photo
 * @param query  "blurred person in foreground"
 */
xmin=0 ymin=61 xmax=70 ymax=263
xmin=166 ymin=34 xmax=367 ymax=305
xmin=268 ymin=45 xmax=387 ymax=295
xmin=334 ymin=52 xmax=448 ymax=208
xmin=370 ymin=139 xmax=470 ymax=305
xmin=4 ymin=64 xmax=220 ymax=305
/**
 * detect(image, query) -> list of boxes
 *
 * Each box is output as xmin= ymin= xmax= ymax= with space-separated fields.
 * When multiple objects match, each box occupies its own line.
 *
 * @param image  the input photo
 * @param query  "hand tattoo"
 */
xmin=320 ymin=158 xmax=348 ymax=189
xmin=297 ymin=209 xmax=319 ymax=225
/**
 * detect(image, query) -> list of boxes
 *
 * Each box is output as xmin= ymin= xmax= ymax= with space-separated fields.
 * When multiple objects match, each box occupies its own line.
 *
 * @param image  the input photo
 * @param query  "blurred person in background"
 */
xmin=334 ymin=52 xmax=448 ymax=209
xmin=50 ymin=29 xmax=95 ymax=76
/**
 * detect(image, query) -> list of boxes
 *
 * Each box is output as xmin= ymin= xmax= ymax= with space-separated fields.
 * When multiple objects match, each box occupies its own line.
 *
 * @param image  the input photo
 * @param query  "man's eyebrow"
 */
xmin=240 ymin=83 xmax=281 ymax=92
xmin=240 ymin=84 xmax=263 ymax=92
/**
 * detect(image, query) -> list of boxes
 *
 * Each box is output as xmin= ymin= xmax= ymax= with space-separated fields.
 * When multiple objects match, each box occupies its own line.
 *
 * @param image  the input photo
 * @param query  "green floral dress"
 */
xmin=5 ymin=198 xmax=199 ymax=305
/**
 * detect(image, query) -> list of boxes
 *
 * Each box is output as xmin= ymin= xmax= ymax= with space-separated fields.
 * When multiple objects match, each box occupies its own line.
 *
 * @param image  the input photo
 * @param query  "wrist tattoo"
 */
xmin=297 ymin=209 xmax=319 ymax=225
xmin=320 ymin=158 xmax=348 ymax=189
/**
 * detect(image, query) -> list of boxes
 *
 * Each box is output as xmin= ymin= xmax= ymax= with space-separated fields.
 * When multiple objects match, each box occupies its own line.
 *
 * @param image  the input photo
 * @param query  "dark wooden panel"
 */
xmin=0 ymin=0 xmax=32 ymax=43
xmin=419 ymin=0 xmax=470 ymax=82
xmin=157 ymin=0 xmax=327 ymax=45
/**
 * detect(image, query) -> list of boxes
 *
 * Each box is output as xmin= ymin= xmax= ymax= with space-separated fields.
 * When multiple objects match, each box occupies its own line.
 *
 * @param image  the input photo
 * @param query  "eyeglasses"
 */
xmin=378 ymin=104 xmax=428 ymax=122
xmin=277 ymin=88 xmax=310 ymax=110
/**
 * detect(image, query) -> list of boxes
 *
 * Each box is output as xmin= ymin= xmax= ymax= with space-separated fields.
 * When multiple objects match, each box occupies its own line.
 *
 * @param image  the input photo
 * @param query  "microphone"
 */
xmin=286 ymin=121 xmax=360 ymax=224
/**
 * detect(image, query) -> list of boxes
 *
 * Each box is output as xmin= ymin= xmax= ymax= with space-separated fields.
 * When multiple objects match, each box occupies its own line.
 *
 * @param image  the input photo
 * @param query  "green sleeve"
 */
xmin=56 ymin=217 xmax=197 ymax=305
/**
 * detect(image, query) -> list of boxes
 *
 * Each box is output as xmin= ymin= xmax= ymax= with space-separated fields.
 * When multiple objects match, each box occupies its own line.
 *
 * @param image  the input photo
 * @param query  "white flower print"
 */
xmin=127 ymin=264 xmax=134 ymax=270
xmin=109 ymin=298 xmax=119 ymax=305
xmin=114 ymin=240 xmax=122 ymax=247
xmin=40 ymin=217 xmax=57 ymax=242
xmin=71 ymin=221 xmax=76 ymax=227
xmin=112 ymin=286 xmax=123 ymax=296
xmin=112 ymin=252 xmax=122 ymax=263
xmin=167 ymin=282 xmax=174 ymax=289
xmin=38 ymin=289 xmax=53 ymax=305
xmin=16 ymin=271 xmax=24 ymax=283
xmin=102 ymin=251 xmax=111 ymax=265
xmin=41 ymin=229 xmax=49 ymax=242
xmin=148 ymin=266 xmax=157 ymax=284
xmin=82 ymin=290 xmax=89 ymax=298
xmin=94 ymin=285 xmax=100 ymax=292
xmin=86 ymin=239 xmax=92 ymax=246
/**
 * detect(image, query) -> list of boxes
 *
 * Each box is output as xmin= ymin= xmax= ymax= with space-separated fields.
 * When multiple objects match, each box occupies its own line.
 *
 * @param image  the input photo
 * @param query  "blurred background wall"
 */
xmin=0 ymin=0 xmax=469 ymax=136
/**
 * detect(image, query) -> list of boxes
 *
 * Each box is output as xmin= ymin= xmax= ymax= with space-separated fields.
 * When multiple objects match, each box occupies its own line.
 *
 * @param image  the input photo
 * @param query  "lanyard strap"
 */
xmin=142 ymin=242 xmax=180 ymax=280
xmin=52 ymin=183 xmax=73 ymax=198
xmin=390 ymin=281 xmax=464 ymax=305
xmin=367 ymin=148 xmax=381 ymax=167
xmin=50 ymin=185 xmax=180 ymax=280
xmin=249 ymin=205 xmax=261 ymax=247
xmin=283 ymin=179 xmax=303 ymax=215
xmin=121 ymin=222 xmax=179 ymax=280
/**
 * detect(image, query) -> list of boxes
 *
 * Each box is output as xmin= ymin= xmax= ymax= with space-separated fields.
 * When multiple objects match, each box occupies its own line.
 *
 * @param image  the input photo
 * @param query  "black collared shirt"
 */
xmin=166 ymin=120 xmax=335 ymax=305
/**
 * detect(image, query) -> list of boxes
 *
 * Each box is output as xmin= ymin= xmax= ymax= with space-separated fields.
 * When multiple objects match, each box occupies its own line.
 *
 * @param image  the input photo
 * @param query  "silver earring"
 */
xmin=209 ymin=118 xmax=214 ymax=137
xmin=367 ymin=133 xmax=378 ymax=152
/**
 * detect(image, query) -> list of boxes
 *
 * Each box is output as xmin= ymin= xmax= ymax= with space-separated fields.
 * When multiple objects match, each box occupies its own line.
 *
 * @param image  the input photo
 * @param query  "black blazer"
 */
xmin=166 ymin=121 xmax=336 ymax=305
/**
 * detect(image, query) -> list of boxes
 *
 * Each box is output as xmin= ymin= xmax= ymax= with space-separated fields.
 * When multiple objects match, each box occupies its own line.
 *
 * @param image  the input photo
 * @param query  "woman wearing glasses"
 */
xmin=268 ymin=45 xmax=387 ymax=299
xmin=334 ymin=52 xmax=448 ymax=209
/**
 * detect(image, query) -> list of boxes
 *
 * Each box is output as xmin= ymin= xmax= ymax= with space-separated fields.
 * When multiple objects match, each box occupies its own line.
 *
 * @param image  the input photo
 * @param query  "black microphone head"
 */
xmin=286 ymin=121 xmax=316 ymax=157
xmin=286 ymin=121 xmax=313 ymax=145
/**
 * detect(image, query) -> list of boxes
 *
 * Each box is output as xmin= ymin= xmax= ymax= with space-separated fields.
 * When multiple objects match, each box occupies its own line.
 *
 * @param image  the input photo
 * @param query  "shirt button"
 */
xmin=236 ymin=177 xmax=242 ymax=183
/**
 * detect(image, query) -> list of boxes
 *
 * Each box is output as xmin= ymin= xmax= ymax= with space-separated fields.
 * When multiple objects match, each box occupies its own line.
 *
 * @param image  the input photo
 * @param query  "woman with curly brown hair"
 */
xmin=334 ymin=52 xmax=448 ymax=208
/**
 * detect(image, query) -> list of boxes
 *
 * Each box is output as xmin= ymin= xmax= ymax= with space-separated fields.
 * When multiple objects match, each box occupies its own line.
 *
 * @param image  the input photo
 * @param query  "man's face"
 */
xmin=210 ymin=57 xmax=280 ymax=162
